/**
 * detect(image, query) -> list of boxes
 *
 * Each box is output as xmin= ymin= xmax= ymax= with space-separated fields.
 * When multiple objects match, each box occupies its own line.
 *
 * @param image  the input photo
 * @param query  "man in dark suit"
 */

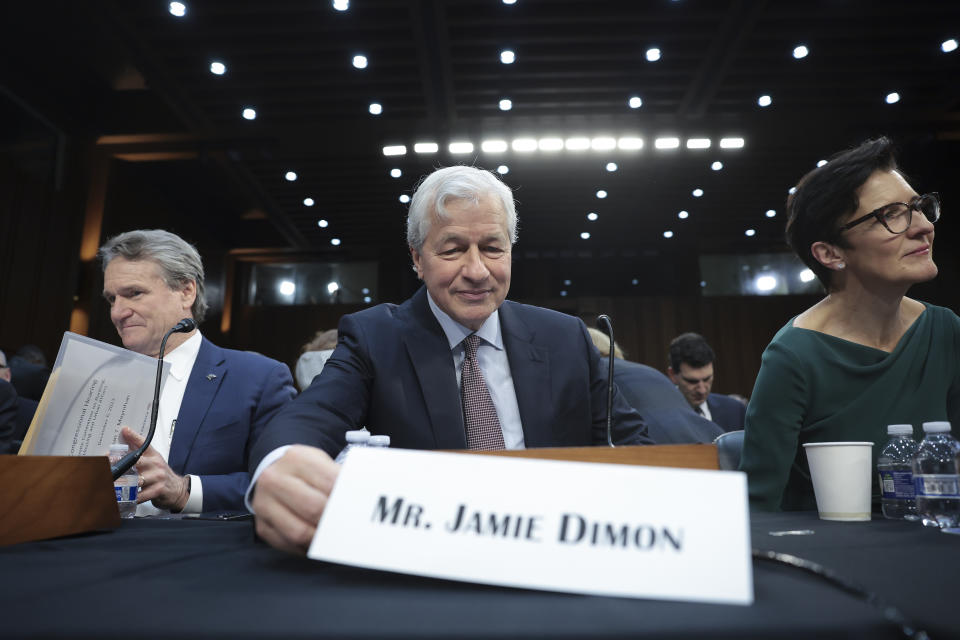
xmin=0 ymin=350 xmax=37 ymax=453
xmin=7 ymin=345 xmax=50 ymax=402
xmin=249 ymin=165 xmax=652 ymax=553
xmin=100 ymin=229 xmax=296 ymax=514
xmin=667 ymin=332 xmax=746 ymax=432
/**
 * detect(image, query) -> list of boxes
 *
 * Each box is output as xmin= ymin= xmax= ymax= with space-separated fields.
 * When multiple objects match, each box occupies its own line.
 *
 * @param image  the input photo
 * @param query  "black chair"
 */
xmin=714 ymin=429 xmax=744 ymax=471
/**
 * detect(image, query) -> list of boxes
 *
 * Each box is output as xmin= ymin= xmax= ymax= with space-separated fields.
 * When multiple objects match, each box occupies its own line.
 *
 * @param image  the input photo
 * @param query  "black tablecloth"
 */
xmin=1 ymin=511 xmax=956 ymax=639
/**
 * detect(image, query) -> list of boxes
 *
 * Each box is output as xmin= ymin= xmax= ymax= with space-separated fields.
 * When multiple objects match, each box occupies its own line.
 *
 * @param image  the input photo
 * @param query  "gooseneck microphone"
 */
xmin=110 ymin=318 xmax=197 ymax=480
xmin=595 ymin=314 xmax=615 ymax=448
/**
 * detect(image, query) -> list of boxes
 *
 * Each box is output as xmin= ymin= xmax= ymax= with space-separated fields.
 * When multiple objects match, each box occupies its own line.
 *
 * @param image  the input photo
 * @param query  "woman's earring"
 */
xmin=836 ymin=262 xmax=845 ymax=270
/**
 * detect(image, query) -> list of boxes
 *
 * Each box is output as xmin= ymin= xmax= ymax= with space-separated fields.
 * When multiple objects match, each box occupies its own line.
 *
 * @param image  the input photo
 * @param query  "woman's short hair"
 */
xmin=785 ymin=137 xmax=898 ymax=290
xmin=98 ymin=229 xmax=208 ymax=323
xmin=406 ymin=165 xmax=518 ymax=252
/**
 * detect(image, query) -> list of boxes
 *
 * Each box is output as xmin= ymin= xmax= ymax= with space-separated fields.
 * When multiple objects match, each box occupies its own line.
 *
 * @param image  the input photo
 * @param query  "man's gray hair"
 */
xmin=98 ymin=229 xmax=208 ymax=323
xmin=0 ymin=349 xmax=6 ymax=368
xmin=406 ymin=165 xmax=518 ymax=252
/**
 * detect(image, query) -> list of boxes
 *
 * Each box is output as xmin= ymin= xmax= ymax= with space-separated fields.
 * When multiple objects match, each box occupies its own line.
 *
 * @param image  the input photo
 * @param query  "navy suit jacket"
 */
xmin=170 ymin=338 xmax=296 ymax=512
xmin=707 ymin=392 xmax=746 ymax=432
xmin=250 ymin=288 xmax=651 ymax=468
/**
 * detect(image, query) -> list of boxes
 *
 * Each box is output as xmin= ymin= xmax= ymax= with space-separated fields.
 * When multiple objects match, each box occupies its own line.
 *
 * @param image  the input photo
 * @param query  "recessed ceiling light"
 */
xmin=719 ymin=137 xmax=745 ymax=149
xmin=512 ymin=138 xmax=537 ymax=152
xmin=560 ymin=290 xmax=568 ymax=297
xmin=943 ymin=38 xmax=958 ymax=53
xmin=382 ymin=145 xmax=406 ymax=156
xmin=793 ymin=44 xmax=809 ymax=59
xmin=885 ymin=92 xmax=900 ymax=104
xmin=242 ymin=107 xmax=257 ymax=120
xmin=687 ymin=138 xmax=711 ymax=149
xmin=596 ymin=190 xmax=608 ymax=199
xmin=799 ymin=268 xmax=815 ymax=283
xmin=332 ymin=0 xmax=349 ymax=10
xmin=363 ymin=296 xmax=372 ymax=304
xmin=500 ymin=49 xmax=515 ymax=64
xmin=369 ymin=102 xmax=383 ymax=115
xmin=496 ymin=165 xmax=509 ymax=175
xmin=168 ymin=2 xmax=186 ymax=17
xmin=632 ymin=278 xmax=639 ymax=285
xmin=209 ymin=61 xmax=226 ymax=75
xmin=766 ymin=209 xmax=777 ymax=218
xmin=328 ymin=282 xmax=339 ymax=294
xmin=482 ymin=140 xmax=508 ymax=153
xmin=816 ymin=159 xmax=827 ymax=167
xmin=499 ymin=98 xmax=512 ymax=111
xmin=399 ymin=194 xmax=411 ymax=203
xmin=390 ymin=168 xmax=401 ymax=178
xmin=449 ymin=142 xmax=474 ymax=154
xmin=285 ymin=171 xmax=297 ymax=182
xmin=330 ymin=238 xmax=341 ymax=246
xmin=757 ymin=94 xmax=772 ymax=107
xmin=580 ymin=232 xmax=591 ymax=240
xmin=755 ymin=275 xmax=777 ymax=291
xmin=711 ymin=161 xmax=723 ymax=171
xmin=318 ymin=219 xmax=329 ymax=228
xmin=663 ymin=230 xmax=674 ymax=238
xmin=352 ymin=55 xmax=368 ymax=69
xmin=606 ymin=162 xmax=618 ymax=172
xmin=279 ymin=280 xmax=295 ymax=296
xmin=646 ymin=48 xmax=661 ymax=62
xmin=563 ymin=279 xmax=572 ymax=286
xmin=538 ymin=138 xmax=564 ymax=151
xmin=692 ymin=188 xmax=704 ymax=197
xmin=628 ymin=96 xmax=643 ymax=109
xmin=362 ymin=287 xmax=370 ymax=295
xmin=617 ymin=137 xmax=644 ymax=150
xmin=678 ymin=210 xmax=689 ymax=219
xmin=591 ymin=137 xmax=616 ymax=151
xmin=502 ymin=0 xmax=517 ymax=4
xmin=654 ymin=137 xmax=680 ymax=149
xmin=745 ymin=229 xmax=756 ymax=237
xmin=303 ymin=198 xmax=315 ymax=207
xmin=565 ymin=137 xmax=591 ymax=151
xmin=414 ymin=142 xmax=439 ymax=153
xmin=587 ymin=212 xmax=598 ymax=221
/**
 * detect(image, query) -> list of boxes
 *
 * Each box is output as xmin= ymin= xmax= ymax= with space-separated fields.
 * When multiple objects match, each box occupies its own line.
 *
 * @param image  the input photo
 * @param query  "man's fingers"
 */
xmin=120 ymin=426 xmax=144 ymax=448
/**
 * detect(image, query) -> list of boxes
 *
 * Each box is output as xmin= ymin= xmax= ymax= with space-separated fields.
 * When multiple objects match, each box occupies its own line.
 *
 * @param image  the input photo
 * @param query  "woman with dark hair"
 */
xmin=740 ymin=137 xmax=960 ymax=511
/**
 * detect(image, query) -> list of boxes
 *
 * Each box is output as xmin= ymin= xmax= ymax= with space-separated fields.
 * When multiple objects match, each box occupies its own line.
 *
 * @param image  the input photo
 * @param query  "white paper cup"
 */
xmin=803 ymin=441 xmax=874 ymax=521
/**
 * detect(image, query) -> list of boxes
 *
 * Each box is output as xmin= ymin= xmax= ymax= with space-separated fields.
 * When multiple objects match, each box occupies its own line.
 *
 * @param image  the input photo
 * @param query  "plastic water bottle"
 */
xmin=877 ymin=424 xmax=919 ymax=520
xmin=368 ymin=435 xmax=391 ymax=448
xmin=912 ymin=421 xmax=960 ymax=528
xmin=334 ymin=428 xmax=370 ymax=463
xmin=108 ymin=444 xmax=139 ymax=519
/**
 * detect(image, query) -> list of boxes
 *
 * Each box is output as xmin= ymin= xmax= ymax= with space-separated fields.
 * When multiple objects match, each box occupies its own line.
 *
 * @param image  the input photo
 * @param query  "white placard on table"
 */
xmin=309 ymin=447 xmax=753 ymax=605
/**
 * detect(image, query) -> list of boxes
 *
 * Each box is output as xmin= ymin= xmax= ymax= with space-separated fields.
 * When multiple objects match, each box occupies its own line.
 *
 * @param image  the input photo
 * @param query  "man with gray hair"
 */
xmin=100 ymin=229 xmax=296 ymax=515
xmin=248 ymin=165 xmax=652 ymax=554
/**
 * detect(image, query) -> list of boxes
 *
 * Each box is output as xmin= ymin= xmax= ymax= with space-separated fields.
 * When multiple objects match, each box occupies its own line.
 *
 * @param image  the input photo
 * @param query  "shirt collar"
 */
xmin=162 ymin=331 xmax=203 ymax=381
xmin=426 ymin=291 xmax=503 ymax=351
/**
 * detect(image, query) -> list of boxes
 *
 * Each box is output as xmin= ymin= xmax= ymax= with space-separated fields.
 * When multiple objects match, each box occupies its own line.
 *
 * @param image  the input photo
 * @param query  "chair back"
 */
xmin=714 ymin=429 xmax=744 ymax=471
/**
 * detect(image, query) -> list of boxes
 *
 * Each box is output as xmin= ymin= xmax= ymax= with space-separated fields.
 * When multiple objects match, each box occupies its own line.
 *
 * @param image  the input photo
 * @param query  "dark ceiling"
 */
xmin=3 ymin=0 xmax=960 ymax=281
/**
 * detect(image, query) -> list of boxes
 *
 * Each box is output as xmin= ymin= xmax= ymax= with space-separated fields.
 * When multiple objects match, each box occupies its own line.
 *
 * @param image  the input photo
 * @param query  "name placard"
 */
xmin=309 ymin=448 xmax=753 ymax=605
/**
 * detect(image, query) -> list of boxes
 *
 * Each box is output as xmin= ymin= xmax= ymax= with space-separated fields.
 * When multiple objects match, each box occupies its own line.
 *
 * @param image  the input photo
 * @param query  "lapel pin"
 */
xmin=206 ymin=373 xmax=217 ymax=381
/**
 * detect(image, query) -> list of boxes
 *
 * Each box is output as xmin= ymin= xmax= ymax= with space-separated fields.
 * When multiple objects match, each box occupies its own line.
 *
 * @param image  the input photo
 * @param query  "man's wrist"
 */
xmin=172 ymin=475 xmax=191 ymax=513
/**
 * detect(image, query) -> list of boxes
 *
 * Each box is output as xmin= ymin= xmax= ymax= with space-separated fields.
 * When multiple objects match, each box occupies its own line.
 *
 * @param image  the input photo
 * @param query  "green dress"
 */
xmin=740 ymin=303 xmax=960 ymax=511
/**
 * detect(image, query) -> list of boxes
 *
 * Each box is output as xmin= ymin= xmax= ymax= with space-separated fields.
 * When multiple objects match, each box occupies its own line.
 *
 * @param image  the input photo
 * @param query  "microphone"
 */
xmin=110 ymin=318 xmax=197 ymax=479
xmin=596 ymin=314 xmax=615 ymax=448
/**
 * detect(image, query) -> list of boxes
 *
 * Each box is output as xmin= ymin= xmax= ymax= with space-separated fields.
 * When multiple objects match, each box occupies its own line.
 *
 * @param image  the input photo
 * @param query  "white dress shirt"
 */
xmin=696 ymin=400 xmax=713 ymax=421
xmin=136 ymin=330 xmax=204 ymax=516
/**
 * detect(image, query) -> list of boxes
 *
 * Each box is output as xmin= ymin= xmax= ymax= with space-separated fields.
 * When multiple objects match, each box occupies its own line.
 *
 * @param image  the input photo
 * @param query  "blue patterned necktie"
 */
xmin=461 ymin=334 xmax=506 ymax=450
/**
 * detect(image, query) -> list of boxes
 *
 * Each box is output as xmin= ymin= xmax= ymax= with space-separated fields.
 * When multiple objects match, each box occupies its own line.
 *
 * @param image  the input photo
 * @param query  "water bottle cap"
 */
xmin=109 ymin=443 xmax=129 ymax=454
xmin=345 ymin=429 xmax=371 ymax=444
xmin=921 ymin=421 xmax=951 ymax=433
xmin=886 ymin=424 xmax=913 ymax=435
xmin=368 ymin=435 xmax=391 ymax=447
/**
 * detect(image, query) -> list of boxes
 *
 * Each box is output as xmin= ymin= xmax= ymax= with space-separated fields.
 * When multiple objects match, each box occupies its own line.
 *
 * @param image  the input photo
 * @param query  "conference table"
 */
xmin=1 ymin=509 xmax=955 ymax=638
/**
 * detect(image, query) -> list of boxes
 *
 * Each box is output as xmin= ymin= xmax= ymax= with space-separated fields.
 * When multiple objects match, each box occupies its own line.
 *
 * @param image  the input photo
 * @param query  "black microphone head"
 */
xmin=595 ymin=314 xmax=612 ymax=331
xmin=173 ymin=318 xmax=197 ymax=333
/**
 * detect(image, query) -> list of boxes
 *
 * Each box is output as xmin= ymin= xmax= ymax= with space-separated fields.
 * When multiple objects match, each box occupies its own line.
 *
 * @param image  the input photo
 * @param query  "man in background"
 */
xmin=7 ymin=345 xmax=50 ymax=402
xmin=0 ymin=348 xmax=38 ymax=453
xmin=667 ymin=332 xmax=745 ymax=432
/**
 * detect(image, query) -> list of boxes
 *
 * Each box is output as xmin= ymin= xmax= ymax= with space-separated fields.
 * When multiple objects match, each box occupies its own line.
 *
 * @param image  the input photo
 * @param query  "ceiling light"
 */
xmin=587 ymin=212 xmax=598 ymax=221
xmin=382 ymin=145 xmax=407 ymax=156
xmin=482 ymin=139 xmax=508 ymax=153
xmin=591 ymin=137 xmax=616 ymax=151
xmin=242 ymin=107 xmax=257 ymax=120
xmin=327 ymin=282 xmax=339 ymax=294
xmin=943 ymin=39 xmax=958 ymax=53
xmin=663 ymin=230 xmax=674 ymax=238
xmin=885 ymin=92 xmax=900 ymax=104
xmin=692 ymin=188 xmax=704 ymax=197
xmin=538 ymin=138 xmax=564 ymax=151
xmin=362 ymin=288 xmax=370 ymax=295
xmin=563 ymin=279 xmax=572 ymax=286
xmin=580 ymin=232 xmax=591 ymax=240
xmin=816 ymin=159 xmax=827 ymax=167
xmin=687 ymin=138 xmax=711 ymax=149
xmin=332 ymin=0 xmax=349 ymax=10
xmin=512 ymin=138 xmax=537 ymax=152
xmin=606 ymin=162 xmax=618 ymax=172
xmin=449 ymin=142 xmax=475 ymax=154
xmin=303 ymin=198 xmax=315 ymax=207
xmin=399 ymin=194 xmax=411 ymax=203
xmin=330 ymin=238 xmax=341 ymax=246
xmin=628 ymin=96 xmax=643 ymax=109
xmin=499 ymin=98 xmax=512 ymax=111
xmin=617 ymin=137 xmax=644 ymax=150
xmin=711 ymin=161 xmax=723 ymax=171
xmin=757 ymin=94 xmax=772 ymax=107
xmin=799 ymin=269 xmax=816 ymax=283
xmin=766 ymin=209 xmax=777 ymax=218
xmin=209 ymin=61 xmax=226 ymax=75
xmin=496 ymin=165 xmax=509 ymax=175
xmin=414 ymin=142 xmax=439 ymax=153
xmin=285 ymin=171 xmax=297 ymax=182
xmin=565 ymin=137 xmax=591 ymax=151
xmin=168 ymin=2 xmax=186 ymax=17
xmin=352 ymin=55 xmax=368 ymax=69
xmin=793 ymin=45 xmax=809 ymax=59
xmin=755 ymin=275 xmax=777 ymax=292
xmin=503 ymin=0 xmax=517 ymax=4
xmin=678 ymin=210 xmax=689 ymax=219
xmin=318 ymin=219 xmax=329 ymax=228
xmin=646 ymin=48 xmax=661 ymax=62
xmin=390 ymin=168 xmax=401 ymax=178
xmin=654 ymin=137 xmax=680 ymax=149
xmin=368 ymin=102 xmax=383 ymax=115
xmin=596 ymin=190 xmax=607 ymax=199
xmin=363 ymin=296 xmax=372 ymax=303
xmin=560 ymin=290 xmax=568 ymax=297
xmin=745 ymin=229 xmax=756 ymax=237
xmin=500 ymin=49 xmax=515 ymax=64
xmin=719 ymin=137 xmax=745 ymax=149
xmin=279 ymin=280 xmax=295 ymax=296
xmin=632 ymin=279 xmax=639 ymax=285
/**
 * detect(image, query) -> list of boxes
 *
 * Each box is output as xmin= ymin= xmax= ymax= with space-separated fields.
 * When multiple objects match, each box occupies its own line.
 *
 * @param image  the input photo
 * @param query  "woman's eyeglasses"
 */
xmin=838 ymin=193 xmax=940 ymax=235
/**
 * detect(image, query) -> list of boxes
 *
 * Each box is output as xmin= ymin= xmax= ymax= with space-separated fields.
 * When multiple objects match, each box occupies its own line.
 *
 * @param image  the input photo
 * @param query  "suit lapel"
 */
xmin=168 ymin=338 xmax=226 ymax=471
xmin=499 ymin=301 xmax=553 ymax=447
xmin=401 ymin=288 xmax=468 ymax=449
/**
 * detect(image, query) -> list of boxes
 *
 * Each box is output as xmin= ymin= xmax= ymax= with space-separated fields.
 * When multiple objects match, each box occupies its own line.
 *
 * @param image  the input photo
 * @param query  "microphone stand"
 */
xmin=596 ymin=314 xmax=615 ymax=448
xmin=110 ymin=318 xmax=196 ymax=480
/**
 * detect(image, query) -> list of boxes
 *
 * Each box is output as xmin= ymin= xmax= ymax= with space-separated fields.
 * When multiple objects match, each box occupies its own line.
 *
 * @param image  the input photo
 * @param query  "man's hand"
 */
xmin=252 ymin=445 xmax=340 ymax=555
xmin=120 ymin=426 xmax=190 ymax=512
